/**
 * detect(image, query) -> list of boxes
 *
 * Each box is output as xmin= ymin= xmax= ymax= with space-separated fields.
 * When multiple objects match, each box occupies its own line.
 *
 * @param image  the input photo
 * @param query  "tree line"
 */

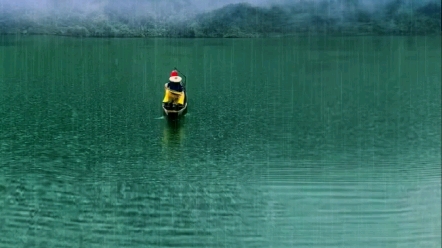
xmin=0 ymin=1 xmax=440 ymax=38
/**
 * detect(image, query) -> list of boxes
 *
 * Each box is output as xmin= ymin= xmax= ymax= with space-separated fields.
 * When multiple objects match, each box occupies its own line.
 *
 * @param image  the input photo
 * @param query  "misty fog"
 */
xmin=0 ymin=0 xmax=440 ymax=37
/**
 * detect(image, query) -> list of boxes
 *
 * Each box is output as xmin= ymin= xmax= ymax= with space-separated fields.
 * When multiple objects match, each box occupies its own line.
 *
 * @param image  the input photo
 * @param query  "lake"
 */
xmin=0 ymin=35 xmax=440 ymax=247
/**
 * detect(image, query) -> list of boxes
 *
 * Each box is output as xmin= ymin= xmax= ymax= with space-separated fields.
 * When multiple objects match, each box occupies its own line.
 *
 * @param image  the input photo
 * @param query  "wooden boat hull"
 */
xmin=162 ymin=92 xmax=188 ymax=119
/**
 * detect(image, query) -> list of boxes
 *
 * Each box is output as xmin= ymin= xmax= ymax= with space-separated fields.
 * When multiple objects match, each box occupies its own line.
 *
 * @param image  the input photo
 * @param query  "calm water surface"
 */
xmin=0 ymin=35 xmax=440 ymax=247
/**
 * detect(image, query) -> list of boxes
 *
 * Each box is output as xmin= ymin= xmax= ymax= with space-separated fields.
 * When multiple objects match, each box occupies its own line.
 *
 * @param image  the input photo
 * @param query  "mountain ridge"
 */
xmin=0 ymin=1 xmax=440 ymax=37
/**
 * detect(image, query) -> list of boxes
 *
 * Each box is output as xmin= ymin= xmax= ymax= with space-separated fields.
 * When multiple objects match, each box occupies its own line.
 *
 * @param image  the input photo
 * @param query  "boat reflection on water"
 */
xmin=161 ymin=118 xmax=186 ymax=153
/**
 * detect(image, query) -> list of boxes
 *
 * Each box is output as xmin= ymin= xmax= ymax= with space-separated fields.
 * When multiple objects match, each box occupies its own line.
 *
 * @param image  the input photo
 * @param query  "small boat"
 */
xmin=162 ymin=91 xmax=188 ymax=119
xmin=162 ymin=68 xmax=188 ymax=120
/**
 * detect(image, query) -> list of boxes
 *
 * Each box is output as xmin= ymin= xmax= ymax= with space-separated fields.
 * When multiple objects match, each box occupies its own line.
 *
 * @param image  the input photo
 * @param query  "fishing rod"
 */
xmin=174 ymin=67 xmax=187 ymax=88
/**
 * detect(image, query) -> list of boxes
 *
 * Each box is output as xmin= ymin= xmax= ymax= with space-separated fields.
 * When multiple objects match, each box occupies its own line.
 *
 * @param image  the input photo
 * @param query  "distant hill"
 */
xmin=0 ymin=1 xmax=440 ymax=37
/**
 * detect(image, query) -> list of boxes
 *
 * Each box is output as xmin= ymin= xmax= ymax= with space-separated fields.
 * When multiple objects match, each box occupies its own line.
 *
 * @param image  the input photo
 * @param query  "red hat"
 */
xmin=169 ymin=70 xmax=182 ymax=83
xmin=170 ymin=70 xmax=178 ymax=77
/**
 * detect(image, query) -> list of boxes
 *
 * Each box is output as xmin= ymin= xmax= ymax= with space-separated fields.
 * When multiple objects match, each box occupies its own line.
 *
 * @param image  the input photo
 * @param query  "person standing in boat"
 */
xmin=162 ymin=70 xmax=185 ymax=106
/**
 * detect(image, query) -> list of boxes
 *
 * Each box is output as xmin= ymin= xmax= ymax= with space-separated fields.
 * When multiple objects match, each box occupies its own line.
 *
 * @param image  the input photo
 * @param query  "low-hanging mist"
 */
xmin=0 ymin=0 xmax=440 ymax=37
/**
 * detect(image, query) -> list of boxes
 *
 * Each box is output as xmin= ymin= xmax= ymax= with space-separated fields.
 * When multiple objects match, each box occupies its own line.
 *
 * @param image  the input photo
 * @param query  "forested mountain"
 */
xmin=0 ymin=0 xmax=440 ymax=37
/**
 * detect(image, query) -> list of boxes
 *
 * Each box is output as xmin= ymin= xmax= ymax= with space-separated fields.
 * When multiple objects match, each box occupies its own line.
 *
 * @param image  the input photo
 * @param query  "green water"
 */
xmin=0 ymin=35 xmax=440 ymax=247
